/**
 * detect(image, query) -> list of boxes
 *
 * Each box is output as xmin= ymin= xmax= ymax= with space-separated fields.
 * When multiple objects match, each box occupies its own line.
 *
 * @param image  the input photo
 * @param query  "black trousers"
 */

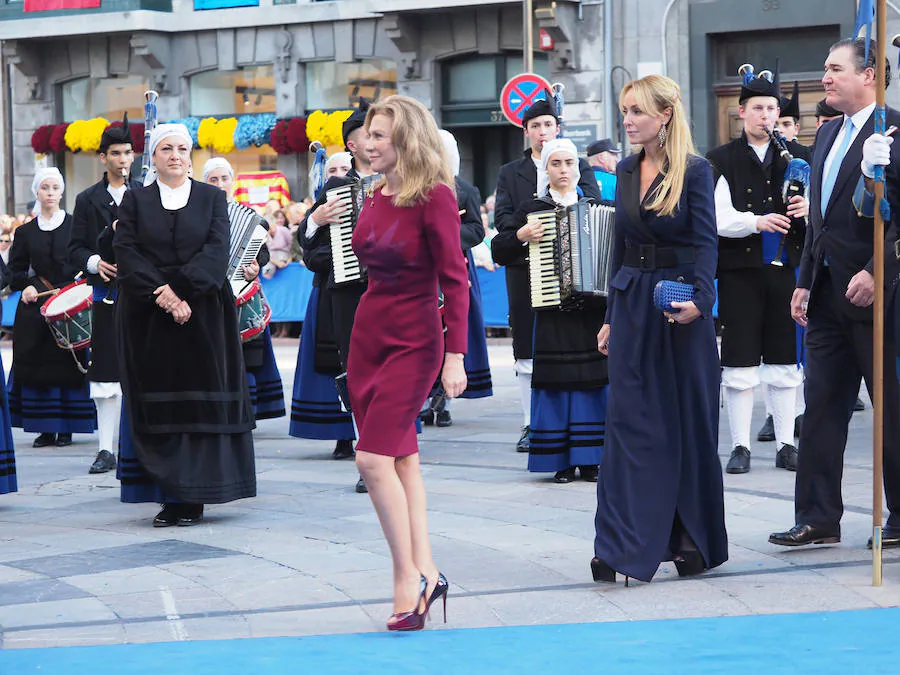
xmin=795 ymin=268 xmax=900 ymax=531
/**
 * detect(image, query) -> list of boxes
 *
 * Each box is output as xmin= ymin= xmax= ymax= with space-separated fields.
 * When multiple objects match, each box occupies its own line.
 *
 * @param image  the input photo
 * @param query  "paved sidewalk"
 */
xmin=1 ymin=339 xmax=898 ymax=651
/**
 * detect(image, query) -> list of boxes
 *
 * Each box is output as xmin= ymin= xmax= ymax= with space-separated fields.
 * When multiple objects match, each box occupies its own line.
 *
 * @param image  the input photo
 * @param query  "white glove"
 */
xmin=862 ymin=133 xmax=894 ymax=179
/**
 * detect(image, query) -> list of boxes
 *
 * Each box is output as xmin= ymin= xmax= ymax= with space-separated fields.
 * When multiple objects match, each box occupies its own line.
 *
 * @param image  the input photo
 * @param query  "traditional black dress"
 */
xmin=289 ymin=171 xmax=364 ymax=441
xmin=6 ymin=214 xmax=96 ymax=434
xmin=0 ymin=352 xmax=16 ymax=495
xmin=227 ymin=202 xmax=285 ymax=421
xmin=513 ymin=194 xmax=608 ymax=473
xmin=593 ymin=154 xmax=727 ymax=582
xmin=114 ymin=180 xmax=256 ymax=505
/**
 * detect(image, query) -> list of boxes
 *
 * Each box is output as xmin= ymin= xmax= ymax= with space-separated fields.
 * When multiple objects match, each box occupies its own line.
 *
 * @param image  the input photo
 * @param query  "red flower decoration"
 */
xmin=287 ymin=117 xmax=310 ymax=153
xmin=30 ymin=125 xmax=55 ymax=154
xmin=270 ymin=119 xmax=292 ymax=155
xmin=104 ymin=121 xmax=146 ymax=154
xmin=49 ymin=123 xmax=69 ymax=154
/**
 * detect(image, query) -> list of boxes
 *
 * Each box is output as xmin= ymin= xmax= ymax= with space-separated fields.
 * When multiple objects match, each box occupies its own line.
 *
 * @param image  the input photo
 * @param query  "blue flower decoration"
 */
xmin=168 ymin=117 xmax=201 ymax=145
xmin=234 ymin=114 xmax=277 ymax=150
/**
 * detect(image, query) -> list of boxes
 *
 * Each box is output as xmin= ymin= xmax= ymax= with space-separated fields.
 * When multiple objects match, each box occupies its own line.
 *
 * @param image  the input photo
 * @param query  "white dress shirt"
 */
xmin=713 ymin=141 xmax=770 ymax=238
xmin=157 ymin=178 xmax=192 ymax=211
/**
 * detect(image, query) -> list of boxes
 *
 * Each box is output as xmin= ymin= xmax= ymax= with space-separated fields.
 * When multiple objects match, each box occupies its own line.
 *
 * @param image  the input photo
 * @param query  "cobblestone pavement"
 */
xmin=1 ymin=339 xmax=898 ymax=650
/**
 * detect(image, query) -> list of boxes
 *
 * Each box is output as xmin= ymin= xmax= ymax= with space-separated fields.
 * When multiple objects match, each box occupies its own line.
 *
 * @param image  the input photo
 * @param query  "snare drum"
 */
xmin=40 ymin=279 xmax=93 ymax=351
xmin=234 ymin=279 xmax=271 ymax=343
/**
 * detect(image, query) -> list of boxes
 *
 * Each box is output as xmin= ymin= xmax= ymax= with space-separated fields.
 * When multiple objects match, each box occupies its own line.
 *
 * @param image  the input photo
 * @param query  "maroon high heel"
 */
xmin=387 ymin=576 xmax=427 ymax=632
xmin=424 ymin=572 xmax=449 ymax=623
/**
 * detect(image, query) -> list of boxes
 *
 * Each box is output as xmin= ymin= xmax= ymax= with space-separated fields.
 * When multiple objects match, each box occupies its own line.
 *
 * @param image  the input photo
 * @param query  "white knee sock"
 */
xmin=763 ymin=384 xmax=774 ymax=418
xmin=93 ymin=394 xmax=121 ymax=453
xmin=795 ymin=379 xmax=805 ymax=416
xmin=518 ymin=373 xmax=532 ymax=427
xmin=770 ymin=385 xmax=799 ymax=447
xmin=724 ymin=386 xmax=754 ymax=450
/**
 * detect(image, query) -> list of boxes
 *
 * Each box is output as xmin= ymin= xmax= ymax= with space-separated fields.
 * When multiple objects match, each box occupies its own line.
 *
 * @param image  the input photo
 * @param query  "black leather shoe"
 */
xmin=435 ymin=410 xmax=452 ymax=427
xmin=332 ymin=439 xmax=354 ymax=460
xmin=56 ymin=433 xmax=72 ymax=447
xmin=554 ymin=467 xmax=577 ymax=483
xmin=854 ymin=397 xmax=866 ymax=412
xmin=590 ymin=557 xmax=617 ymax=583
xmin=355 ymin=476 xmax=368 ymax=494
xmin=794 ymin=414 xmax=803 ymax=438
xmin=419 ymin=410 xmax=435 ymax=426
xmin=757 ymin=415 xmax=775 ymax=442
xmin=32 ymin=432 xmax=56 ymax=448
xmin=516 ymin=426 xmax=530 ymax=453
xmin=178 ymin=504 xmax=204 ymax=526
xmin=775 ymin=444 xmax=799 ymax=471
xmin=768 ymin=523 xmax=840 ymax=547
xmin=579 ymin=465 xmax=599 ymax=482
xmin=673 ymin=550 xmax=706 ymax=577
xmin=867 ymin=526 xmax=900 ymax=549
xmin=725 ymin=446 xmax=751 ymax=474
xmin=89 ymin=449 xmax=116 ymax=474
xmin=153 ymin=504 xmax=179 ymax=528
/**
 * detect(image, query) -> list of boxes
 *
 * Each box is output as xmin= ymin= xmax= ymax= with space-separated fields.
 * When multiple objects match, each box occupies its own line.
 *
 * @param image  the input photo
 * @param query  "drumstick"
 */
xmin=34 ymin=288 xmax=60 ymax=299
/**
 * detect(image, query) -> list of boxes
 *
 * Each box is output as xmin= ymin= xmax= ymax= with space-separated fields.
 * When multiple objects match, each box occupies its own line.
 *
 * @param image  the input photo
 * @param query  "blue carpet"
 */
xmin=1 ymin=608 xmax=898 ymax=674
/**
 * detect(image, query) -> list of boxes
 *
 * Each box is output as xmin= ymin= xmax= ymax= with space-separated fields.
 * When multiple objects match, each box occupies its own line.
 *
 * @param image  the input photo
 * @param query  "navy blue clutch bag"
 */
xmin=653 ymin=280 xmax=694 ymax=313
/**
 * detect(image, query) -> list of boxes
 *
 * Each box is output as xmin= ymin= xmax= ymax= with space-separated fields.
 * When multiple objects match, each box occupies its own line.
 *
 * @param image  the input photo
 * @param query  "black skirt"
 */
xmin=505 ymin=266 xmax=535 ymax=361
xmin=12 ymin=298 xmax=86 ymax=390
xmin=88 ymin=295 xmax=119 ymax=382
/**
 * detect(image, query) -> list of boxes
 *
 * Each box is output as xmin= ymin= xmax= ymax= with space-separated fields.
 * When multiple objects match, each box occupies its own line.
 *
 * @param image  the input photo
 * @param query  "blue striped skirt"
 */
xmin=246 ymin=328 xmax=286 ymax=421
xmin=528 ymin=387 xmax=607 ymax=473
xmin=7 ymin=372 xmax=96 ymax=435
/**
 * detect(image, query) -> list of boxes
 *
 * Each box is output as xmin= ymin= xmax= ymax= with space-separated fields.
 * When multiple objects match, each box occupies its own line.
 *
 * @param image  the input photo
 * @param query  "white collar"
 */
xmin=37 ymin=210 xmax=65 ymax=231
xmin=846 ymin=102 xmax=876 ymax=131
xmin=549 ymin=188 xmax=578 ymax=207
xmin=157 ymin=178 xmax=192 ymax=210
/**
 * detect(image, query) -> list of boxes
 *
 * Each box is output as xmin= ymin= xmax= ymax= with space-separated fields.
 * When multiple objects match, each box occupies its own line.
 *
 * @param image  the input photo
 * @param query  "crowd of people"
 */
xmin=2 ymin=34 xmax=899 ymax=633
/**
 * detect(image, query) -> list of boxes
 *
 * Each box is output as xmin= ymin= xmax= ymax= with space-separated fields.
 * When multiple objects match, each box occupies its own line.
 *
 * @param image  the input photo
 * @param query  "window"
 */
xmin=189 ymin=66 xmax=276 ymax=117
xmin=712 ymin=26 xmax=841 ymax=82
xmin=305 ymin=60 xmax=398 ymax=111
xmin=61 ymin=75 xmax=149 ymax=122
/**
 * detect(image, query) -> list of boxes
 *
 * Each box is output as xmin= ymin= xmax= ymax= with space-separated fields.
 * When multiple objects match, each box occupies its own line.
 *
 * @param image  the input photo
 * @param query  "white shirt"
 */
xmin=822 ymin=102 xmax=875 ymax=185
xmin=549 ymin=188 xmax=578 ymax=207
xmin=713 ymin=140 xmax=775 ymax=238
xmin=36 ymin=210 xmax=65 ymax=232
xmin=157 ymin=178 xmax=192 ymax=211
xmin=107 ymin=183 xmax=127 ymax=207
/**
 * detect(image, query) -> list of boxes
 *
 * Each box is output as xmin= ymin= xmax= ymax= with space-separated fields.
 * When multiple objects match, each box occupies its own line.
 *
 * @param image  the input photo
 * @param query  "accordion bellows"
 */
xmin=327 ymin=183 xmax=367 ymax=287
xmin=227 ymin=201 xmax=268 ymax=293
xmin=527 ymin=200 xmax=615 ymax=310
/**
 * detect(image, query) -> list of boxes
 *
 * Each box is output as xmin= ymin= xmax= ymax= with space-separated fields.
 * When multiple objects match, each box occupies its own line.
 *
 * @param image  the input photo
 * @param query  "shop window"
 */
xmin=61 ymin=75 xmax=149 ymax=122
xmin=305 ymin=60 xmax=398 ymax=111
xmin=189 ymin=66 xmax=276 ymax=117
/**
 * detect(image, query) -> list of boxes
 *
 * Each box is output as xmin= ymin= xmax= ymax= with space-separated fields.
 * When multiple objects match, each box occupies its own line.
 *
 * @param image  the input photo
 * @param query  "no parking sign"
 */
xmin=500 ymin=73 xmax=553 ymax=127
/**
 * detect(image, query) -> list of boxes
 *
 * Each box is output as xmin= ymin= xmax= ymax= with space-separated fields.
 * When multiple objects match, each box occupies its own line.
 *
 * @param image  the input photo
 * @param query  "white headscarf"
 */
xmin=202 ymin=157 xmax=234 ymax=183
xmin=31 ymin=167 xmax=65 ymax=199
xmin=144 ymin=123 xmax=194 ymax=187
xmin=325 ymin=152 xmax=352 ymax=176
xmin=439 ymin=129 xmax=461 ymax=177
xmin=537 ymin=138 xmax=580 ymax=198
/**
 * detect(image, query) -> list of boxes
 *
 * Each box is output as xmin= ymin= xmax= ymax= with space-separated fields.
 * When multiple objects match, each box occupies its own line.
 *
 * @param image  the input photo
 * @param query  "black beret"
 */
xmin=779 ymin=81 xmax=800 ymax=120
xmin=342 ymin=98 xmax=371 ymax=146
xmin=521 ymin=94 xmax=559 ymax=126
xmin=739 ymin=76 xmax=779 ymax=105
xmin=815 ymin=98 xmax=841 ymax=119
xmin=99 ymin=112 xmax=132 ymax=152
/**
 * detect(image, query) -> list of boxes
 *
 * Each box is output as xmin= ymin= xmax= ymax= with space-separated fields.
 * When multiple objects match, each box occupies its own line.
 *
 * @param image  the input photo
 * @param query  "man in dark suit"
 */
xmin=68 ymin=115 xmax=141 ymax=475
xmin=491 ymin=97 xmax=602 ymax=453
xmin=770 ymin=37 xmax=900 ymax=547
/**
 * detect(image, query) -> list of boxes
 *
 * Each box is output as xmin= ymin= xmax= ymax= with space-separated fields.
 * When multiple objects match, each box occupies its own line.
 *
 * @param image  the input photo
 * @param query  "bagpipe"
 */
xmin=764 ymin=126 xmax=810 ymax=266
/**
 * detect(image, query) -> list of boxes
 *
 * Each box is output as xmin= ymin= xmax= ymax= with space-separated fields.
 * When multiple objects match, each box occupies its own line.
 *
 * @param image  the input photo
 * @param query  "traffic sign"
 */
xmin=500 ymin=73 xmax=553 ymax=127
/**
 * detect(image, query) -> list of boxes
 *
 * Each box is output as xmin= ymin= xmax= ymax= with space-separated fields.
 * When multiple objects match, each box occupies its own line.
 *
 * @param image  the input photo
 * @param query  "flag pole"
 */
xmin=873 ymin=0 xmax=887 ymax=587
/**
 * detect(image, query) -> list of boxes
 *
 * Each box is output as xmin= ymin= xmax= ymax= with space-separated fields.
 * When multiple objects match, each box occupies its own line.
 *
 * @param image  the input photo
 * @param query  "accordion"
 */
xmin=327 ymin=178 xmax=375 ymax=287
xmin=527 ymin=200 xmax=615 ymax=310
xmin=227 ymin=201 xmax=268 ymax=294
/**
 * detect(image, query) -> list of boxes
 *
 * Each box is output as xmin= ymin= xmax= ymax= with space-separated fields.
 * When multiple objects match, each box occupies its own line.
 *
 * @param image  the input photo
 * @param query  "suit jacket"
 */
xmin=491 ymin=150 xmax=602 ymax=267
xmin=456 ymin=177 xmax=485 ymax=251
xmin=798 ymin=106 xmax=900 ymax=322
xmin=69 ymin=174 xmax=141 ymax=286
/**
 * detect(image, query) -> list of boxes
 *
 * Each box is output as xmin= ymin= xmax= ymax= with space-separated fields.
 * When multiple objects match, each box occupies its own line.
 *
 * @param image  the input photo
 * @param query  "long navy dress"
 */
xmin=593 ymin=153 xmax=727 ymax=582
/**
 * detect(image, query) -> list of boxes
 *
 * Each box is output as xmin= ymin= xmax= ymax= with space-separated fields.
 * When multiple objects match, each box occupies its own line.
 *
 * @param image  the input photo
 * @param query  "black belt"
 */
xmin=623 ymin=244 xmax=694 ymax=270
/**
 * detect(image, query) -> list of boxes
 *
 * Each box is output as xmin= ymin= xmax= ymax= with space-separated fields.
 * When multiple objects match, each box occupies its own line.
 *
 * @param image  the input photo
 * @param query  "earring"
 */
xmin=657 ymin=124 xmax=668 ymax=148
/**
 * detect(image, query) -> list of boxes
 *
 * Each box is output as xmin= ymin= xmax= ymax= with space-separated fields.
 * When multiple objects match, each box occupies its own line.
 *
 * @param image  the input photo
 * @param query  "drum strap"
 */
xmin=37 ymin=275 xmax=55 ymax=293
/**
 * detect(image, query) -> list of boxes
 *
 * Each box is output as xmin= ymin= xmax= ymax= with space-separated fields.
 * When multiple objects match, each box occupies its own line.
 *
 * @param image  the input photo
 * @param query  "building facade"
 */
xmin=0 ymin=0 xmax=897 ymax=211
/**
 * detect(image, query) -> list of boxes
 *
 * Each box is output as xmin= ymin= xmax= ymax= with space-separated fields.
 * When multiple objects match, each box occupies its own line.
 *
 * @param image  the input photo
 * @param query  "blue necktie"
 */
xmin=820 ymin=116 xmax=855 ymax=214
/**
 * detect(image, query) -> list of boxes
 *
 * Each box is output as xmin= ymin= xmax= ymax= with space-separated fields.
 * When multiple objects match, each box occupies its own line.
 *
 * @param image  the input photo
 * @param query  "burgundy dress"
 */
xmin=348 ymin=183 xmax=469 ymax=457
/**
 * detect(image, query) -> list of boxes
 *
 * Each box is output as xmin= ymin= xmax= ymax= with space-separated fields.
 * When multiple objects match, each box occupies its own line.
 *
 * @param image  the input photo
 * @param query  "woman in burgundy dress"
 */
xmin=349 ymin=95 xmax=469 ymax=631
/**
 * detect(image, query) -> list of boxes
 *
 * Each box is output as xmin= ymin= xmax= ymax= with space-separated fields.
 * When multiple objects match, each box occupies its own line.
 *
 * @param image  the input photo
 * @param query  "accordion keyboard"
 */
xmin=527 ymin=211 xmax=561 ymax=308
xmin=328 ymin=184 xmax=364 ymax=285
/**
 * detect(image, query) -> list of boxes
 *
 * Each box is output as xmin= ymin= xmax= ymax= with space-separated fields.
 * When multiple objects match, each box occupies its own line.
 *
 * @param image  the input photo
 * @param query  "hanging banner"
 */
xmin=24 ymin=0 xmax=100 ymax=11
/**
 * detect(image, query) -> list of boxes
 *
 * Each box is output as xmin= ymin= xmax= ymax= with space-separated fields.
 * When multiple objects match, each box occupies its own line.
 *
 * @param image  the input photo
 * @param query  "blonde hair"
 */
xmin=365 ymin=95 xmax=454 ymax=207
xmin=620 ymin=75 xmax=695 ymax=217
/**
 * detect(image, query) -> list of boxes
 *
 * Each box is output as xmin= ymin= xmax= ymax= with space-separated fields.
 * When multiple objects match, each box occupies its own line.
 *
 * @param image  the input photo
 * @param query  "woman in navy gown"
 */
xmin=592 ymin=74 xmax=727 ymax=583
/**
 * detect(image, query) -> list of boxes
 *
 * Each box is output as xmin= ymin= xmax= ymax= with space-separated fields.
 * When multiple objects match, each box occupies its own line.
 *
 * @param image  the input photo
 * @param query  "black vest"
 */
xmin=706 ymin=133 xmax=811 ymax=272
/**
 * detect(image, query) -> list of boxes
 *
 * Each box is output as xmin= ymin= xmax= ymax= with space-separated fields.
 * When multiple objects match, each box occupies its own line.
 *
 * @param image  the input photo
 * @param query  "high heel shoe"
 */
xmin=424 ymin=572 xmax=449 ymax=623
xmin=673 ymin=550 xmax=705 ymax=577
xmin=387 ymin=576 xmax=427 ymax=632
xmin=590 ymin=557 xmax=630 ymax=586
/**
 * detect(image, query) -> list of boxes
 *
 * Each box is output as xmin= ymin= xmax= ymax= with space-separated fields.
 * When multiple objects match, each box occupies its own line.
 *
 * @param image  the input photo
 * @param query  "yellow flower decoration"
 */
xmin=198 ymin=117 xmax=219 ymax=149
xmin=64 ymin=120 xmax=86 ymax=152
xmin=325 ymin=110 xmax=353 ymax=147
xmin=82 ymin=117 xmax=110 ymax=152
xmin=306 ymin=110 xmax=328 ymax=145
xmin=213 ymin=117 xmax=238 ymax=154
